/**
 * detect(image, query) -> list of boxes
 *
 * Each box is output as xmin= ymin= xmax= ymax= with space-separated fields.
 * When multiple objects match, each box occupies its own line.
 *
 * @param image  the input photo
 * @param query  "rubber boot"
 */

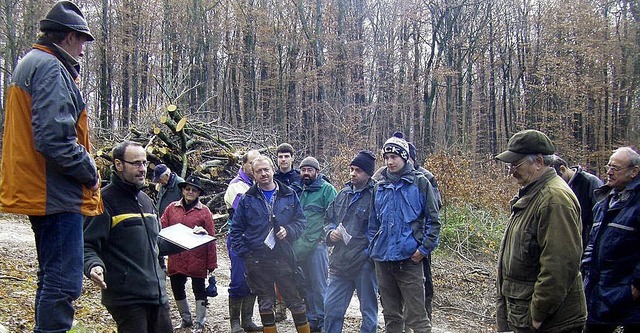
xmin=174 ymin=298 xmax=192 ymax=329
xmin=274 ymin=300 xmax=287 ymax=322
xmin=274 ymin=286 xmax=287 ymax=322
xmin=193 ymin=300 xmax=207 ymax=333
xmin=263 ymin=326 xmax=277 ymax=333
xmin=295 ymin=323 xmax=311 ymax=333
xmin=292 ymin=312 xmax=310 ymax=333
xmin=260 ymin=312 xmax=277 ymax=333
xmin=241 ymin=295 xmax=263 ymax=332
xmin=229 ymin=296 xmax=243 ymax=333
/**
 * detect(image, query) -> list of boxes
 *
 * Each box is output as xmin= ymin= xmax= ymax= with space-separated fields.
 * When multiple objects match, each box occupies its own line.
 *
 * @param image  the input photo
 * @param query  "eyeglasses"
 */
xmin=120 ymin=159 xmax=149 ymax=168
xmin=508 ymin=159 xmax=527 ymax=171
xmin=606 ymin=164 xmax=631 ymax=172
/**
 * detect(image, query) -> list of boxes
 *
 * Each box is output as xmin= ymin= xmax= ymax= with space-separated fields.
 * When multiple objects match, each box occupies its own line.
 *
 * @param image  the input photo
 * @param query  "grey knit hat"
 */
xmin=299 ymin=156 xmax=320 ymax=170
xmin=40 ymin=1 xmax=95 ymax=41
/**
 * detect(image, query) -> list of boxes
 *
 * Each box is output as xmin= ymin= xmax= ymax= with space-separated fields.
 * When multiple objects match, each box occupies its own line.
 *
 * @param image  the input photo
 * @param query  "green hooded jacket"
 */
xmin=293 ymin=175 xmax=337 ymax=261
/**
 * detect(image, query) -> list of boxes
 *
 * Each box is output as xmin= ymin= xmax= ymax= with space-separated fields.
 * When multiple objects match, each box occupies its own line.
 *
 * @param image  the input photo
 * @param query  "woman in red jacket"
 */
xmin=160 ymin=175 xmax=217 ymax=333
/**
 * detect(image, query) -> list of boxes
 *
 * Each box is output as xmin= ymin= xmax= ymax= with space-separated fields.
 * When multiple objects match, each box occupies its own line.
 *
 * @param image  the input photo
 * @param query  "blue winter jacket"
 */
xmin=367 ymin=167 xmax=441 ymax=261
xmin=582 ymin=176 xmax=640 ymax=324
xmin=230 ymin=180 xmax=306 ymax=261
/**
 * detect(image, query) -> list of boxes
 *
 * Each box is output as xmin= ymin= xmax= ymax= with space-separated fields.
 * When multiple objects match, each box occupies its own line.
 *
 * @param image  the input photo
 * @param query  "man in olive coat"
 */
xmin=495 ymin=130 xmax=586 ymax=333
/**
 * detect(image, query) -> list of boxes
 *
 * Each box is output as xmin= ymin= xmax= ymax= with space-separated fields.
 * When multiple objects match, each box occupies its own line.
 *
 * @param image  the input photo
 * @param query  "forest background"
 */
xmin=1 ymin=0 xmax=638 ymax=164
xmin=0 ymin=0 xmax=638 ymax=330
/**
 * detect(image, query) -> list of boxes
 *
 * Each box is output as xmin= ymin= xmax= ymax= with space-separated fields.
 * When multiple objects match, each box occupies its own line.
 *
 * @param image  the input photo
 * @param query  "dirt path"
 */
xmin=0 ymin=215 xmax=495 ymax=332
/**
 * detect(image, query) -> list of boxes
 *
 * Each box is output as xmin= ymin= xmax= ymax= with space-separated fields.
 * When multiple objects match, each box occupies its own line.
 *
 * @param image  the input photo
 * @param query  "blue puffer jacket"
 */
xmin=230 ymin=180 xmax=306 ymax=261
xmin=367 ymin=167 xmax=441 ymax=262
xmin=582 ymin=176 xmax=640 ymax=324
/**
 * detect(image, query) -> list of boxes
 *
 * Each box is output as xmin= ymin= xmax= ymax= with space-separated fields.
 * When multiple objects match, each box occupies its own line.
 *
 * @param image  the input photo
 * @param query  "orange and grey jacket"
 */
xmin=0 ymin=43 xmax=102 ymax=216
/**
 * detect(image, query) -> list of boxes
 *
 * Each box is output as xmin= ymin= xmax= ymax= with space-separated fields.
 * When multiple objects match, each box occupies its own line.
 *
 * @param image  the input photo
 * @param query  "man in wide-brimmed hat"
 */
xmin=0 ymin=2 xmax=100 ymax=331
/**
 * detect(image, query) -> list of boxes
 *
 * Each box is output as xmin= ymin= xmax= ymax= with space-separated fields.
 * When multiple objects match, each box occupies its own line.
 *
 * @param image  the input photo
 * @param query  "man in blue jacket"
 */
xmin=368 ymin=133 xmax=441 ymax=333
xmin=583 ymin=146 xmax=640 ymax=333
xmin=230 ymin=156 xmax=311 ymax=333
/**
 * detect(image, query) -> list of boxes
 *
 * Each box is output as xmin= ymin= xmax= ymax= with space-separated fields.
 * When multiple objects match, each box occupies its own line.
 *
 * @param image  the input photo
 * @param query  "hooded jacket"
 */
xmin=582 ymin=176 xmax=640 ymax=324
xmin=0 ymin=43 xmax=102 ymax=216
xmin=367 ymin=166 xmax=441 ymax=261
xmin=324 ymin=179 xmax=375 ymax=277
xmin=496 ymin=168 xmax=586 ymax=332
xmin=293 ymin=174 xmax=337 ymax=261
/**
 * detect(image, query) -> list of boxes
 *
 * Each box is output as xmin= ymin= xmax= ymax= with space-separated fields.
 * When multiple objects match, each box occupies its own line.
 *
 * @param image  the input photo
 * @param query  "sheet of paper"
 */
xmin=264 ymin=228 xmax=276 ymax=249
xmin=337 ymin=223 xmax=352 ymax=246
xmin=159 ymin=223 xmax=215 ymax=250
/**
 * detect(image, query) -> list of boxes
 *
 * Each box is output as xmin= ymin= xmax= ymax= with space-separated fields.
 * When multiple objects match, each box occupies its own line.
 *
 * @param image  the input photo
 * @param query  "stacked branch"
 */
xmin=96 ymin=104 xmax=279 ymax=228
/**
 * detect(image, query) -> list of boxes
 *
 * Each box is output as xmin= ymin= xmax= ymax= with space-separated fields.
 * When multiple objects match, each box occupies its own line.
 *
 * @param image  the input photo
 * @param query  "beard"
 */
xmin=302 ymin=175 xmax=316 ymax=186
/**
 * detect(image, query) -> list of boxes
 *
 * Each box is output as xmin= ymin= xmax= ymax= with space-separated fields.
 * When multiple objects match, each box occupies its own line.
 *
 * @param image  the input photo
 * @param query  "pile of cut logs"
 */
xmin=95 ymin=104 xmax=276 ymax=229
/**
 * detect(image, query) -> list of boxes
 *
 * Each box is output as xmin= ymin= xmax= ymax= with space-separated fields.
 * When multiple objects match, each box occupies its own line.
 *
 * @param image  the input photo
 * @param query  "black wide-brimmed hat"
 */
xmin=178 ymin=175 xmax=205 ymax=194
xmin=40 ymin=1 xmax=95 ymax=41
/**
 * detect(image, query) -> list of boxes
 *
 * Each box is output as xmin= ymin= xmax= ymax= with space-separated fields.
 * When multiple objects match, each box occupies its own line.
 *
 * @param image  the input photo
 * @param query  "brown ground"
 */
xmin=0 ymin=215 xmax=496 ymax=332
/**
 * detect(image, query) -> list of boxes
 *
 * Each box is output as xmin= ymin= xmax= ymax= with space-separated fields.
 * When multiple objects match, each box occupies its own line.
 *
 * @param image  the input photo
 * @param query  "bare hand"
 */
xmin=275 ymin=227 xmax=287 ymax=240
xmin=90 ymin=266 xmax=107 ymax=289
xmin=193 ymin=226 xmax=208 ymax=235
xmin=532 ymin=319 xmax=542 ymax=329
xmin=632 ymin=284 xmax=640 ymax=301
xmin=329 ymin=230 xmax=343 ymax=242
xmin=410 ymin=249 xmax=425 ymax=263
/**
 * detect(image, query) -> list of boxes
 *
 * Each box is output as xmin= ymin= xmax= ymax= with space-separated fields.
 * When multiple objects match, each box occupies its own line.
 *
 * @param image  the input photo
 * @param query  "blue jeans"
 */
xmin=227 ymin=235 xmax=251 ymax=298
xmin=29 ymin=213 xmax=84 ymax=333
xmin=302 ymin=243 xmax=328 ymax=328
xmin=324 ymin=260 xmax=378 ymax=333
xmin=375 ymin=259 xmax=431 ymax=333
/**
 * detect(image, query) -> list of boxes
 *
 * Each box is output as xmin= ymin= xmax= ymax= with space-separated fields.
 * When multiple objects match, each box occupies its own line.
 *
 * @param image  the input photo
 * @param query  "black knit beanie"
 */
xmin=350 ymin=150 xmax=376 ymax=176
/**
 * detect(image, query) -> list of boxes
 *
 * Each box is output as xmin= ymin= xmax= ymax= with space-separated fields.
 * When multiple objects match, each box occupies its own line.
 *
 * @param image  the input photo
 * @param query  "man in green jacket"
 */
xmin=495 ymin=130 xmax=586 ymax=333
xmin=294 ymin=156 xmax=337 ymax=332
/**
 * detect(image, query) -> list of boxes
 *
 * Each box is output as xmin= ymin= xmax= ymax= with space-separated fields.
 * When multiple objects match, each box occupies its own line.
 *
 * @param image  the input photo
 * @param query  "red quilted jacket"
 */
xmin=160 ymin=199 xmax=218 ymax=278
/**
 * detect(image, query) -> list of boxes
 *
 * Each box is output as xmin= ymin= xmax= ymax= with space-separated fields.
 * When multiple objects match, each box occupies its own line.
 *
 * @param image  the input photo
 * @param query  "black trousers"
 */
xmin=107 ymin=302 xmax=172 ymax=333
xmin=169 ymin=273 xmax=206 ymax=301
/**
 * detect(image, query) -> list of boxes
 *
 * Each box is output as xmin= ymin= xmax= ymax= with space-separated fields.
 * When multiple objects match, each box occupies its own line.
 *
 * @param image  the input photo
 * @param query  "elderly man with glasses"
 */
xmin=495 ymin=129 xmax=586 ymax=333
xmin=582 ymin=146 xmax=640 ymax=333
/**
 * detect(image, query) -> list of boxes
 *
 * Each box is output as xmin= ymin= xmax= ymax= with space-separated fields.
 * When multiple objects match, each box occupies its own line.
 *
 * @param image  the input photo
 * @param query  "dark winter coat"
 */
xmin=582 ymin=176 xmax=640 ymax=325
xmin=84 ymin=172 xmax=172 ymax=308
xmin=274 ymin=168 xmax=303 ymax=194
xmin=566 ymin=166 xmax=603 ymax=250
xmin=230 ymin=180 xmax=306 ymax=261
xmin=324 ymin=179 xmax=375 ymax=277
